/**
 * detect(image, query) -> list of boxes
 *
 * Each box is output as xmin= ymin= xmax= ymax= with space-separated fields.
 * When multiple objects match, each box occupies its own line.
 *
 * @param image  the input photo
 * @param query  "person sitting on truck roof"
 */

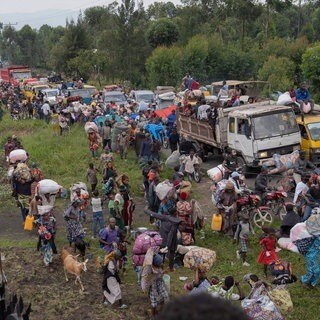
xmin=296 ymin=82 xmax=314 ymax=113
xmin=218 ymin=81 xmax=228 ymax=99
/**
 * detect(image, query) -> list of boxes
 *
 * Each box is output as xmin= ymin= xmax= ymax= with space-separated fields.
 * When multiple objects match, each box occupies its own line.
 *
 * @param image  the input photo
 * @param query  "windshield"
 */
xmin=47 ymin=91 xmax=58 ymax=97
xmin=157 ymin=99 xmax=175 ymax=110
xmin=86 ymin=88 xmax=97 ymax=95
xmin=35 ymin=86 xmax=49 ymax=93
xmin=12 ymin=71 xmax=32 ymax=79
xmin=70 ymin=90 xmax=91 ymax=98
xmin=104 ymin=94 xmax=126 ymax=103
xmin=136 ymin=93 xmax=154 ymax=102
xmin=307 ymin=122 xmax=320 ymax=140
xmin=252 ymin=111 xmax=299 ymax=140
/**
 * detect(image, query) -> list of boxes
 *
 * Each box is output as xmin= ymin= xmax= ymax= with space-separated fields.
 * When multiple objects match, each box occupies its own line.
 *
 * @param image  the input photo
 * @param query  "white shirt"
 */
xmin=210 ymin=287 xmax=240 ymax=301
xmin=197 ymin=105 xmax=210 ymax=120
xmin=184 ymin=156 xmax=199 ymax=174
xmin=293 ymin=182 xmax=309 ymax=204
xmin=91 ymin=197 xmax=102 ymax=213
xmin=41 ymin=103 xmax=51 ymax=115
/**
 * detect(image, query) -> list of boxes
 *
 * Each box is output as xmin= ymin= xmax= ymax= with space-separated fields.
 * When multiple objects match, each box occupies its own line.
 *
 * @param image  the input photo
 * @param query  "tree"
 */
xmin=258 ymin=55 xmax=295 ymax=91
xmin=301 ymin=44 xmax=320 ymax=91
xmin=182 ymin=35 xmax=209 ymax=82
xmin=114 ymin=0 xmax=150 ymax=83
xmin=0 ymin=26 xmax=19 ymax=64
xmin=146 ymin=18 xmax=179 ymax=48
xmin=147 ymin=1 xmax=177 ymax=19
xmin=146 ymin=46 xmax=183 ymax=88
xmin=16 ymin=25 xmax=37 ymax=66
xmin=50 ymin=15 xmax=90 ymax=74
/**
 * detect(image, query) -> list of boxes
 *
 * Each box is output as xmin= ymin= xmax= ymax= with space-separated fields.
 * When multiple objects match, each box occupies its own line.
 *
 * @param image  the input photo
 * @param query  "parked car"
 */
xmin=132 ymin=90 xmax=155 ymax=112
xmin=62 ymin=88 xmax=93 ymax=105
xmin=42 ymin=88 xmax=60 ymax=106
xmin=103 ymin=91 xmax=128 ymax=108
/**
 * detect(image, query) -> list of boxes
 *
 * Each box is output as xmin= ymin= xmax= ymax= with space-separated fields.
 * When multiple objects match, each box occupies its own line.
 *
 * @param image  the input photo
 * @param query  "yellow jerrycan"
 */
xmin=24 ymin=215 xmax=34 ymax=231
xmin=211 ymin=213 xmax=222 ymax=231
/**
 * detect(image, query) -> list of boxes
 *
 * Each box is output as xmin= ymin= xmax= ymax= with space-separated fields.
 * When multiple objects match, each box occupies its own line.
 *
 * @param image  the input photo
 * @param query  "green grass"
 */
xmin=0 ymin=112 xmax=319 ymax=319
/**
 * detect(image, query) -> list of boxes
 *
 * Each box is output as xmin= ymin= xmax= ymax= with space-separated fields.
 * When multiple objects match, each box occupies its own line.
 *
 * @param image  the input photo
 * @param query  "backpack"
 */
xmin=99 ymin=226 xmax=119 ymax=248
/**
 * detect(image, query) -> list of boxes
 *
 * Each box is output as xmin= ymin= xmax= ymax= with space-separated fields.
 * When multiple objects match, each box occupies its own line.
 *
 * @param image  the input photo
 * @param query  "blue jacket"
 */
xmin=296 ymin=88 xmax=310 ymax=101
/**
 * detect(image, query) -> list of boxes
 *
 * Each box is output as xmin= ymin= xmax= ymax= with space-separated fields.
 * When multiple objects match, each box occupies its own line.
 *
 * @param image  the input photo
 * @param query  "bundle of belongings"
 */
xmin=183 ymin=247 xmax=216 ymax=272
xmin=263 ymin=150 xmax=300 ymax=175
xmin=13 ymin=163 xmax=32 ymax=182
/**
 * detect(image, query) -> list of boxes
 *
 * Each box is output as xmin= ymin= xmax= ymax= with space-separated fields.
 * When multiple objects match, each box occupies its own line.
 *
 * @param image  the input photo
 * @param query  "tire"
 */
xmin=194 ymin=169 xmax=201 ymax=183
xmin=277 ymin=206 xmax=287 ymax=221
xmin=253 ymin=209 xmax=273 ymax=228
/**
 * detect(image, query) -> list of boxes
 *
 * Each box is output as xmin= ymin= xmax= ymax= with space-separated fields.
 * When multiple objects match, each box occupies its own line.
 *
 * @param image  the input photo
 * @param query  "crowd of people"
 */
xmin=1 ymin=78 xmax=320 ymax=320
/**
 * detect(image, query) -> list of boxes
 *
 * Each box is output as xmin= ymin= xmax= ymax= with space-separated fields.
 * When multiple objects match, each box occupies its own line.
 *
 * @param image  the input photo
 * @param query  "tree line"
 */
xmin=1 ymin=0 xmax=320 ymax=97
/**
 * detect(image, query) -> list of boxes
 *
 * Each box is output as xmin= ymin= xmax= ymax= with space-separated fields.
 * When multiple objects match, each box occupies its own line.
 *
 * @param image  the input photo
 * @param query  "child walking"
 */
xmin=234 ymin=212 xmax=255 ymax=266
xmin=91 ymin=190 xmax=105 ymax=239
xmin=86 ymin=162 xmax=99 ymax=192
xmin=257 ymin=227 xmax=279 ymax=277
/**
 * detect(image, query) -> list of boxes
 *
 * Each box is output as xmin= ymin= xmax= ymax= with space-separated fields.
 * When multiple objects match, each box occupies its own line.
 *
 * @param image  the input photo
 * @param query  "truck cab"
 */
xmin=296 ymin=114 xmax=320 ymax=164
xmin=227 ymin=105 xmax=301 ymax=166
xmin=177 ymin=103 xmax=301 ymax=170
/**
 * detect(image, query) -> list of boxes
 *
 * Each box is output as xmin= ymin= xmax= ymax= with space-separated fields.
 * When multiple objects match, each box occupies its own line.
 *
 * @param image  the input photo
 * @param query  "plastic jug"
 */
xmin=24 ymin=215 xmax=34 ymax=231
xmin=163 ymin=274 xmax=170 ymax=294
xmin=211 ymin=213 xmax=222 ymax=231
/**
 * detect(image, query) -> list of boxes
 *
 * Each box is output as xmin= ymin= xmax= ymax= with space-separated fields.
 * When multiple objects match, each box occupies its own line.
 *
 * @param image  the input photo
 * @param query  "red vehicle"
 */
xmin=0 ymin=65 xmax=32 ymax=87
xmin=264 ymin=189 xmax=288 ymax=220
xmin=237 ymin=189 xmax=273 ymax=228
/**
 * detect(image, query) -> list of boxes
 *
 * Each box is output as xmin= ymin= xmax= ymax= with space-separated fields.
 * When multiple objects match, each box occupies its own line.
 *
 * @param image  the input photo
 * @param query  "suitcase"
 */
xmin=211 ymin=213 xmax=222 ymax=231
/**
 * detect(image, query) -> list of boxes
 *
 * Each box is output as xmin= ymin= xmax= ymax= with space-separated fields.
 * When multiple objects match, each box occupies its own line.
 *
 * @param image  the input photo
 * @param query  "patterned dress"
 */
xmin=301 ymin=237 xmax=320 ymax=287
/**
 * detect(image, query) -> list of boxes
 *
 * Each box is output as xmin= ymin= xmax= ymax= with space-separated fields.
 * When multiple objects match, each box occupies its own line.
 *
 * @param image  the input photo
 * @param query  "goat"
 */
xmin=61 ymin=248 xmax=88 ymax=292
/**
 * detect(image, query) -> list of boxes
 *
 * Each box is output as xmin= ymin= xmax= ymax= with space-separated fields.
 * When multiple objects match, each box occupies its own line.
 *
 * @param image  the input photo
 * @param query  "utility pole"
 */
xmin=0 ymin=22 xmax=18 ymax=29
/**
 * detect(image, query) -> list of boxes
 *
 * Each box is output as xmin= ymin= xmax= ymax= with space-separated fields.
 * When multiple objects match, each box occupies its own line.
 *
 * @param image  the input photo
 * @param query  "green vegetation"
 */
xmin=2 ymin=0 xmax=320 ymax=96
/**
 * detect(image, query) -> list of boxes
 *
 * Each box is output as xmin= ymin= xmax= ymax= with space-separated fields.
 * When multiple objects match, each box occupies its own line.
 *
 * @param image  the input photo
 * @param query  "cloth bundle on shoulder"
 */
xmin=155 ymin=180 xmax=175 ymax=201
xmin=306 ymin=214 xmax=320 ymax=237
xmin=36 ymin=179 xmax=61 ymax=195
xmin=207 ymin=164 xmax=225 ymax=183
xmin=9 ymin=149 xmax=28 ymax=164
xmin=84 ymin=121 xmax=98 ymax=134
xmin=132 ymin=231 xmax=162 ymax=267
xmin=13 ymin=163 xmax=31 ymax=182
xmin=165 ymin=150 xmax=181 ymax=168
xmin=183 ymin=247 xmax=216 ymax=272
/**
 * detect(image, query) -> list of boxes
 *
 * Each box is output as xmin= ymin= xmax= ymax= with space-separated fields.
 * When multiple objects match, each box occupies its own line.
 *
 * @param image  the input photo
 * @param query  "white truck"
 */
xmin=177 ymin=103 xmax=301 ymax=173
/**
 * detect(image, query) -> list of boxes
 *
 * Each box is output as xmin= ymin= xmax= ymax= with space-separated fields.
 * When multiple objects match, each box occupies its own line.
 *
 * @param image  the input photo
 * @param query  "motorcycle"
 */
xmin=237 ymin=189 xmax=274 ymax=228
xmin=264 ymin=188 xmax=288 ymax=220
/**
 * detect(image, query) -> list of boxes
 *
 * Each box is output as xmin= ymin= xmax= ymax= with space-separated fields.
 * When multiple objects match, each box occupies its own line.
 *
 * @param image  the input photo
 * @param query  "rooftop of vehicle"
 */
xmin=296 ymin=113 xmax=320 ymax=124
xmin=211 ymin=80 xmax=269 ymax=86
xmin=226 ymin=103 xmax=293 ymax=117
